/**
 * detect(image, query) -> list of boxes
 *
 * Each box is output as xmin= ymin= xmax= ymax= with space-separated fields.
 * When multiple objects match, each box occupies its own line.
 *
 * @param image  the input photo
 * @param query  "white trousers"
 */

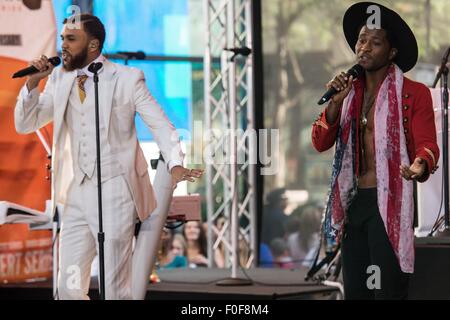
xmin=57 ymin=174 xmax=136 ymax=300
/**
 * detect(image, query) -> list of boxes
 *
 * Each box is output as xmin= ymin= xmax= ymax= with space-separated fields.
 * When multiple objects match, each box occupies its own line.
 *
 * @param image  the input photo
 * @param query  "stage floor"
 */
xmin=0 ymin=267 xmax=338 ymax=300
xmin=148 ymin=268 xmax=338 ymax=300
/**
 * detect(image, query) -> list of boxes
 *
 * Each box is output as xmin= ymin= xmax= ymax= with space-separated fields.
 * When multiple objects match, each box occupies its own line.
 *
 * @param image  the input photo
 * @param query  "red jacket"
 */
xmin=312 ymin=77 xmax=439 ymax=182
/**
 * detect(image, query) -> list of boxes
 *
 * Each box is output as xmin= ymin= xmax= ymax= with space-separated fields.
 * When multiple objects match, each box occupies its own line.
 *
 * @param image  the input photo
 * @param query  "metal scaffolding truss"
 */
xmin=204 ymin=0 xmax=256 ymax=275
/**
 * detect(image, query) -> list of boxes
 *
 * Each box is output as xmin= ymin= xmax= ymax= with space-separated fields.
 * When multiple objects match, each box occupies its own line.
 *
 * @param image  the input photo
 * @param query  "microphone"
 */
xmin=431 ymin=47 xmax=450 ymax=88
xmin=317 ymin=64 xmax=364 ymax=105
xmin=224 ymin=47 xmax=252 ymax=56
xmin=88 ymin=62 xmax=103 ymax=74
xmin=12 ymin=56 xmax=61 ymax=78
xmin=117 ymin=51 xmax=146 ymax=60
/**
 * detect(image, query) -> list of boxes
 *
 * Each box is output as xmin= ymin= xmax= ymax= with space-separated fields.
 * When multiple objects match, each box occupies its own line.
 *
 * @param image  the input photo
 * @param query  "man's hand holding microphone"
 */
xmin=318 ymin=64 xmax=363 ymax=124
xmin=12 ymin=54 xmax=60 ymax=91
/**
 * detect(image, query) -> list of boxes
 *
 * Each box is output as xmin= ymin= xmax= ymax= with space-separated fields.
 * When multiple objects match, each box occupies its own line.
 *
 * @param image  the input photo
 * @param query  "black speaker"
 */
xmin=409 ymin=237 xmax=450 ymax=299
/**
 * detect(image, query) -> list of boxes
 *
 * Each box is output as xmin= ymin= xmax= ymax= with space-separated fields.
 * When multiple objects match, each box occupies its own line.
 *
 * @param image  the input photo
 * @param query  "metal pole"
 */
xmin=203 ymin=0 xmax=214 ymax=267
xmin=217 ymin=0 xmax=251 ymax=285
xmin=93 ymin=70 xmax=105 ymax=300
xmin=52 ymin=210 xmax=59 ymax=299
xmin=246 ymin=0 xmax=257 ymax=267
xmin=227 ymin=0 xmax=239 ymax=279
xmin=435 ymin=50 xmax=450 ymax=237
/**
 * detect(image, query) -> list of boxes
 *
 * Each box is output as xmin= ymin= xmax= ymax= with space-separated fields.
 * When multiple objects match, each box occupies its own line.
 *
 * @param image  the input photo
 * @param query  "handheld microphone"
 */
xmin=317 ymin=64 xmax=364 ymax=105
xmin=12 ymin=56 xmax=61 ymax=79
xmin=224 ymin=47 xmax=252 ymax=56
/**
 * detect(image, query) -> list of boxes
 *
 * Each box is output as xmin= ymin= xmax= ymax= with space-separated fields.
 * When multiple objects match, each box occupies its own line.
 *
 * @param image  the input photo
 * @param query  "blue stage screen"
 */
xmin=53 ymin=0 xmax=193 ymax=142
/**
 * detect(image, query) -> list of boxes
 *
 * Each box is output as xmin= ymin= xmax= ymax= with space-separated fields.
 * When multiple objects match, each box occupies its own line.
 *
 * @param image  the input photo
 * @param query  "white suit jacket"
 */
xmin=14 ymin=60 xmax=184 ymax=221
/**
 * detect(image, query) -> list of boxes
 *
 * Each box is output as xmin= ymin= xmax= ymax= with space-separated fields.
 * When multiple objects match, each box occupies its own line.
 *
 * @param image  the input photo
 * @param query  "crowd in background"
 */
xmin=155 ymin=188 xmax=323 ymax=272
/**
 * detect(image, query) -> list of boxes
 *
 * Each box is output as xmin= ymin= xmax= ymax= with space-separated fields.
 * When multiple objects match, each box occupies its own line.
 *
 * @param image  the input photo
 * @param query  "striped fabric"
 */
xmin=323 ymin=64 xmax=414 ymax=273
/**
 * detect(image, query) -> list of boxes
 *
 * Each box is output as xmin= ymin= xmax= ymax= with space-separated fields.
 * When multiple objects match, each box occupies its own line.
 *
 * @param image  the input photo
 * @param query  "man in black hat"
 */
xmin=312 ymin=2 xmax=439 ymax=299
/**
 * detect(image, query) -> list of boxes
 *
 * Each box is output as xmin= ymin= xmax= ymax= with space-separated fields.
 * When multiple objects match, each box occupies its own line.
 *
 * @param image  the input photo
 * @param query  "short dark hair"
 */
xmin=63 ymin=14 xmax=106 ymax=51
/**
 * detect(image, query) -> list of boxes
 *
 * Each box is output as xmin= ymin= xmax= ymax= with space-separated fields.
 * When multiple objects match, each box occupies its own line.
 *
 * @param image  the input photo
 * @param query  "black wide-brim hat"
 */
xmin=343 ymin=1 xmax=418 ymax=73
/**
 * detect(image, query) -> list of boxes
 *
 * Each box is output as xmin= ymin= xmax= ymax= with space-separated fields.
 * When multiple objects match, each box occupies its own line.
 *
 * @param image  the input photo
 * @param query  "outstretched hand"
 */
xmin=400 ymin=157 xmax=426 ymax=181
xmin=171 ymin=166 xmax=204 ymax=185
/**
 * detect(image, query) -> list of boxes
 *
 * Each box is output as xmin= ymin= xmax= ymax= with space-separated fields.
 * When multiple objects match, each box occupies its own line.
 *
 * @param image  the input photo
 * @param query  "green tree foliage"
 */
xmin=262 ymin=0 xmax=449 ymax=194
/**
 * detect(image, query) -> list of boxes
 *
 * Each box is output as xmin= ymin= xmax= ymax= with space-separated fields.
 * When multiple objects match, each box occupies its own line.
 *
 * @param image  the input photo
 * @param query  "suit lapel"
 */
xmin=54 ymin=70 xmax=76 ymax=141
xmin=53 ymin=60 xmax=118 ymax=142
xmin=98 ymin=60 xmax=118 ymax=137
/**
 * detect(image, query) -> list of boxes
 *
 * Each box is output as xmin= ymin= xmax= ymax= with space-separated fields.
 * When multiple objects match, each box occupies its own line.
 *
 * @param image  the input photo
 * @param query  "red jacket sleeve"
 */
xmin=411 ymin=84 xmax=440 ymax=183
xmin=311 ymin=104 xmax=341 ymax=152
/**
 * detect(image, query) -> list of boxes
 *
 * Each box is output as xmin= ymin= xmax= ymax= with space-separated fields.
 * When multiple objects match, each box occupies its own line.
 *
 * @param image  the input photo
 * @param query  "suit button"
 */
xmin=403 ymin=105 xmax=409 ymax=110
xmin=404 ymin=94 xmax=410 ymax=99
xmin=403 ymin=117 xmax=408 ymax=123
xmin=404 ymin=128 xmax=408 ymax=134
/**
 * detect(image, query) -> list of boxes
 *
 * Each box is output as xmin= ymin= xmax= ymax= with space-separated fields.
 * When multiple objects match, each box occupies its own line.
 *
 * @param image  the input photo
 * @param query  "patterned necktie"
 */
xmin=77 ymin=75 xmax=88 ymax=103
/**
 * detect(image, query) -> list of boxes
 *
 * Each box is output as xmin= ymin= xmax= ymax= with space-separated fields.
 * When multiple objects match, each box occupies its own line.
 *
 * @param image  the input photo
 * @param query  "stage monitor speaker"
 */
xmin=409 ymin=237 xmax=450 ymax=299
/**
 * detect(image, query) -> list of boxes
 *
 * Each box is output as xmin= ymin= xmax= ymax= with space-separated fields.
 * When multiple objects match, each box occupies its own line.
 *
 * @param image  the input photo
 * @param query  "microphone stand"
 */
xmin=432 ymin=48 xmax=450 ymax=237
xmin=117 ymin=51 xmax=146 ymax=66
xmin=89 ymin=62 xmax=106 ymax=299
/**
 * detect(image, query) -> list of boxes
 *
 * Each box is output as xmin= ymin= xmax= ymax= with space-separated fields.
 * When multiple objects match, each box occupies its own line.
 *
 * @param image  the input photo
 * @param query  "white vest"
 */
xmin=64 ymin=76 xmax=124 ymax=185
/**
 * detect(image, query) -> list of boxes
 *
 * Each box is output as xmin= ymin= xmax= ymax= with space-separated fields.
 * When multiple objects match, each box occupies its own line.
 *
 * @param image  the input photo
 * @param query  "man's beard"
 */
xmin=63 ymin=46 xmax=88 ymax=71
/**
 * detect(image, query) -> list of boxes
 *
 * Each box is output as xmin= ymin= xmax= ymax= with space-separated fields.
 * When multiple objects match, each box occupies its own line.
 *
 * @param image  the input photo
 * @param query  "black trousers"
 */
xmin=341 ymin=188 xmax=410 ymax=300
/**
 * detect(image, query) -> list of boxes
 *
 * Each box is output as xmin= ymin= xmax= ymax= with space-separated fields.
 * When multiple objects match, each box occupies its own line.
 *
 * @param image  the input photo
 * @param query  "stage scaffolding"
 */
xmin=203 ymin=0 xmax=257 ymax=275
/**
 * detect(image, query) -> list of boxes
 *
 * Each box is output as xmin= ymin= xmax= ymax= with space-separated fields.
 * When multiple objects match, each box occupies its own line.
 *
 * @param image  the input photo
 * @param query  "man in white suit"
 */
xmin=14 ymin=14 xmax=202 ymax=299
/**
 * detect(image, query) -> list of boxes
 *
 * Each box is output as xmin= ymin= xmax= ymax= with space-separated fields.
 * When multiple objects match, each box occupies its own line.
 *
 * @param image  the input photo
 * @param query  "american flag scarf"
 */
xmin=322 ymin=64 xmax=414 ymax=273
